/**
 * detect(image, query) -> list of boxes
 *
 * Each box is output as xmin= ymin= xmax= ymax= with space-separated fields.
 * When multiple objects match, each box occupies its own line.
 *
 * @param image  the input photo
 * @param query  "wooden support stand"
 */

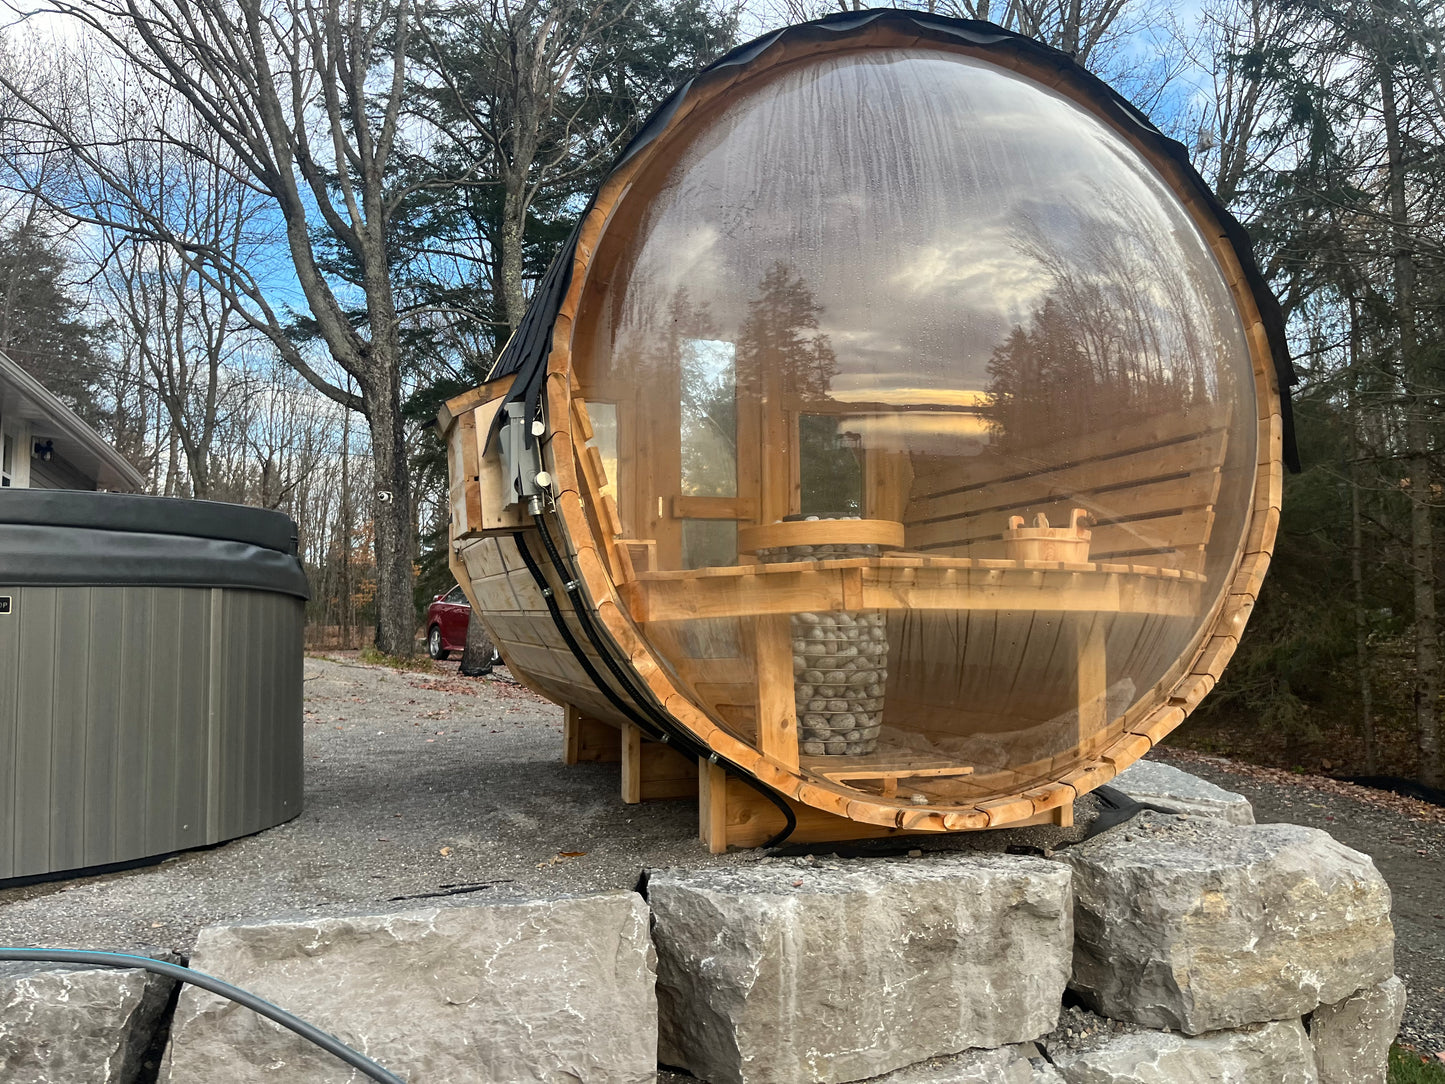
xmin=621 ymin=722 xmax=698 ymax=804
xmin=697 ymin=760 xmax=1069 ymax=853
xmin=563 ymin=706 xmax=622 ymax=763
xmin=564 ymin=708 xmax=697 ymax=803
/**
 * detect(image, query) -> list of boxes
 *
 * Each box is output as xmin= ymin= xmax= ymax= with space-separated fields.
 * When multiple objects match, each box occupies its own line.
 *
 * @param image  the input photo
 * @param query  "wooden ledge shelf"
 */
xmin=802 ymin=755 xmax=976 ymax=799
xmin=738 ymin=518 xmax=906 ymax=553
xmin=802 ymin=757 xmax=976 ymax=781
xmin=621 ymin=557 xmax=1206 ymax=623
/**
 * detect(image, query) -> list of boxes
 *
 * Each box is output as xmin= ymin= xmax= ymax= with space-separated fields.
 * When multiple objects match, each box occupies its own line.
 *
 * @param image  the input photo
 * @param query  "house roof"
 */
xmin=0 ymin=349 xmax=146 ymax=492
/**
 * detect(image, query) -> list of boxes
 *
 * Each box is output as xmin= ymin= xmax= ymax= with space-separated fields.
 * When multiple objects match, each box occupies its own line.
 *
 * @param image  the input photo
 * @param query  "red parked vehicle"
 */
xmin=425 ymin=585 xmax=471 ymax=660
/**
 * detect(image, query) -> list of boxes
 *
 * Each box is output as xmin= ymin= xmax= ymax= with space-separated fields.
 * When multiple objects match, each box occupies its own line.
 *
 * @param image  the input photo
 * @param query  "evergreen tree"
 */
xmin=0 ymin=223 xmax=106 ymax=425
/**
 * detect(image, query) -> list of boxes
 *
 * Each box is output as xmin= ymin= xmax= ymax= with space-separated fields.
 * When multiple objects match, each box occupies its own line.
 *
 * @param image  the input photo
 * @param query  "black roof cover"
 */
xmin=488 ymin=7 xmax=1299 ymax=470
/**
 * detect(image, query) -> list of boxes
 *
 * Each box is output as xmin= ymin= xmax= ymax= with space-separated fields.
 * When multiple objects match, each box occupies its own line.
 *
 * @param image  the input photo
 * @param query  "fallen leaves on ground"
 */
xmin=1162 ymin=748 xmax=1445 ymax=825
xmin=536 ymin=851 xmax=587 ymax=869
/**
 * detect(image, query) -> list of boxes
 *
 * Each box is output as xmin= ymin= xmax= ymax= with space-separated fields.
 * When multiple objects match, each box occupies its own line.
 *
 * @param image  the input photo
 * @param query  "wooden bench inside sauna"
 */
xmin=439 ymin=10 xmax=1293 ymax=852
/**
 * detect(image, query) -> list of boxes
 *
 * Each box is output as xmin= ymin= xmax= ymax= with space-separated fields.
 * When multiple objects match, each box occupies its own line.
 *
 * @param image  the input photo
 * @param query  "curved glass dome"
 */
xmin=572 ymin=47 xmax=1257 ymax=798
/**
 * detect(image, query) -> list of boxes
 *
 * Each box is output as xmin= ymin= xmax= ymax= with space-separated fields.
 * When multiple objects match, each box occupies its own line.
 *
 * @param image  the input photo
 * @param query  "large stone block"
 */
xmin=0 ymin=960 xmax=175 ymax=1084
xmin=648 ymin=855 xmax=1073 ymax=1084
xmin=860 ymin=1044 xmax=1063 ymax=1083
xmin=1047 ymin=1018 xmax=1319 ymax=1083
xmin=162 ymin=893 xmax=656 ymax=1084
xmin=1108 ymin=760 xmax=1254 ymax=824
xmin=1059 ymin=813 xmax=1393 ymax=1034
xmin=1308 ymin=975 xmax=1406 ymax=1084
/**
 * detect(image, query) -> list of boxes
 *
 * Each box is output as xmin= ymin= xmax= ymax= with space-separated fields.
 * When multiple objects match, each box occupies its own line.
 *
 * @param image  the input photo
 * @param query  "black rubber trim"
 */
xmin=486 ymin=8 xmax=1299 ymax=470
xmin=524 ymin=515 xmax=798 ymax=848
xmin=1062 ymin=785 xmax=1178 ymax=844
xmin=510 ymin=528 xmax=669 ymax=743
xmin=0 ymin=525 xmax=311 ymax=599
xmin=0 ymin=490 xmax=299 ymax=554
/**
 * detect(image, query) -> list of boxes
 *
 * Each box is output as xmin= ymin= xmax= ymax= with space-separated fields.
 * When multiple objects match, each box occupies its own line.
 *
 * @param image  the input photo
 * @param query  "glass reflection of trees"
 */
xmin=673 ymin=289 xmax=737 ymax=500
xmin=736 ymin=262 xmax=837 ymax=404
xmin=985 ymin=202 xmax=1231 ymax=451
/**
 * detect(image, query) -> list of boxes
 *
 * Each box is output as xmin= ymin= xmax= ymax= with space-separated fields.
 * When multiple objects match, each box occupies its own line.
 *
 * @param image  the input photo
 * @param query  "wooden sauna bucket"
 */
xmin=440 ymin=10 xmax=1294 ymax=852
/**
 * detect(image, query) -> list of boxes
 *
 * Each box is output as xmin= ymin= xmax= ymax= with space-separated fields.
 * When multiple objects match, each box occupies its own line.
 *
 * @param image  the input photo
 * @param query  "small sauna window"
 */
xmin=680 ymin=339 xmax=738 ymax=499
xmin=681 ymin=518 xmax=738 ymax=569
xmin=799 ymin=414 xmax=862 ymax=517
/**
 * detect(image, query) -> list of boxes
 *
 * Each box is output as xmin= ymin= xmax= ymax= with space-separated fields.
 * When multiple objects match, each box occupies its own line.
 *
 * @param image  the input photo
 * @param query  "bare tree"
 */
xmin=72 ymin=73 xmax=274 ymax=498
xmin=1 ymin=0 xmax=424 ymax=654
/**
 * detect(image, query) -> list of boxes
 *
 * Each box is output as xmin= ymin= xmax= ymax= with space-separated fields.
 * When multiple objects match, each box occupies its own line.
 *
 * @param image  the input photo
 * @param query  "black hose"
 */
xmin=529 ymin=511 xmax=798 ymax=847
xmin=0 ymin=948 xmax=406 ymax=1084
xmin=1057 ymin=785 xmax=1179 ymax=846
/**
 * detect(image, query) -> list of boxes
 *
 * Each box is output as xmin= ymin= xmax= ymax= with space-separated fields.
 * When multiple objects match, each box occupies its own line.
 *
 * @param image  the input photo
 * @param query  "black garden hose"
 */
xmin=522 ymin=511 xmax=798 ymax=848
xmin=0 ymin=948 xmax=406 ymax=1084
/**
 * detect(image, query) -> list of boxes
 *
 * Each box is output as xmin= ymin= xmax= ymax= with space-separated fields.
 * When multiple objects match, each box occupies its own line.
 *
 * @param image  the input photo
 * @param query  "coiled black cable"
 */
xmin=527 ymin=510 xmax=798 ymax=847
xmin=0 ymin=949 xmax=405 ymax=1084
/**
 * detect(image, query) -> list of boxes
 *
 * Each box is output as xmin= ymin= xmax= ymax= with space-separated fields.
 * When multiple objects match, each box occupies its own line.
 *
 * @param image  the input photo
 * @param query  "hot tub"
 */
xmin=0 ymin=490 xmax=308 ymax=881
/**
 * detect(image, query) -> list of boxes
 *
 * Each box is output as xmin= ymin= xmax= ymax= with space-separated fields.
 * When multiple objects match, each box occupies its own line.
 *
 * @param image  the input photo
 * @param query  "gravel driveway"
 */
xmin=1 ymin=655 xmax=1438 ymax=1058
xmin=0 ymin=656 xmax=754 ymax=955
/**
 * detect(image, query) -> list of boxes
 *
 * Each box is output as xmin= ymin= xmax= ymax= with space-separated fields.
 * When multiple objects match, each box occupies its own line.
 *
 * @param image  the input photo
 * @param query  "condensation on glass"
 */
xmin=572 ymin=48 xmax=1257 ymax=797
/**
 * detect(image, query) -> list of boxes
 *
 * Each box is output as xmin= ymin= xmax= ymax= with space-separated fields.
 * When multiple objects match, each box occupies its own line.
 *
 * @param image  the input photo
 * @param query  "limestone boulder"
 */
xmin=1308 ymin=975 xmax=1406 ymax=1084
xmin=1059 ymin=813 xmax=1393 ymax=1034
xmin=648 ymin=855 xmax=1074 ymax=1084
xmin=0 ymin=960 xmax=176 ymax=1084
xmin=1108 ymin=760 xmax=1254 ymax=824
xmin=1047 ymin=1018 xmax=1319 ymax=1083
xmin=162 ymin=893 xmax=656 ymax=1084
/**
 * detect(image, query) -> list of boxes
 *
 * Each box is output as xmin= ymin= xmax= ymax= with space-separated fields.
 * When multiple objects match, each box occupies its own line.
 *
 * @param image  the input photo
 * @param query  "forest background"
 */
xmin=0 ymin=0 xmax=1441 ymax=787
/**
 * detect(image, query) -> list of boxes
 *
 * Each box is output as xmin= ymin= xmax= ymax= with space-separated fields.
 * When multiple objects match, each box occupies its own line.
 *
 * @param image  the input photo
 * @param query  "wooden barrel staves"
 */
xmin=438 ymin=11 xmax=1294 ymax=852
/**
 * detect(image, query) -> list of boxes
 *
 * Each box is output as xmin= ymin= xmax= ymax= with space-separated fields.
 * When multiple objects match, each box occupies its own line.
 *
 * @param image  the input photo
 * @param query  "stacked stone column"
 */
xmin=759 ymin=518 xmax=888 ymax=756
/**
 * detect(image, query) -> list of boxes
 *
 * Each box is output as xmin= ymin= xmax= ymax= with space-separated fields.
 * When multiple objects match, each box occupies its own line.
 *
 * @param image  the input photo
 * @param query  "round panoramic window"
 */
xmin=571 ymin=46 xmax=1258 ymax=798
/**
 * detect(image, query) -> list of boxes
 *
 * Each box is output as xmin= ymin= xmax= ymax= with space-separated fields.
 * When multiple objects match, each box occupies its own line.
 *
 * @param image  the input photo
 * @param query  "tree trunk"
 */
xmin=459 ymin=612 xmax=497 ymax=676
xmin=340 ymin=402 xmax=354 ymax=650
xmin=1348 ymin=301 xmax=1377 ymax=775
xmin=499 ymin=179 xmax=528 ymax=332
xmin=164 ymin=426 xmax=180 ymax=496
xmin=365 ymin=361 xmax=417 ymax=658
xmin=1381 ymin=60 xmax=1439 ymax=787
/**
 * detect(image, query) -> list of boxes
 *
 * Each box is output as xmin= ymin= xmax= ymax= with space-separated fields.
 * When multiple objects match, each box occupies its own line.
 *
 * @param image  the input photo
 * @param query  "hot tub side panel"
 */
xmin=0 ymin=584 xmax=303 ymax=881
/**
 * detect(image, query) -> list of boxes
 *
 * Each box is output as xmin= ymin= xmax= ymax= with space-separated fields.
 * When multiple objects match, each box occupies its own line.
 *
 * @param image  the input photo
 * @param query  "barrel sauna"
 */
xmin=439 ymin=10 xmax=1295 ymax=852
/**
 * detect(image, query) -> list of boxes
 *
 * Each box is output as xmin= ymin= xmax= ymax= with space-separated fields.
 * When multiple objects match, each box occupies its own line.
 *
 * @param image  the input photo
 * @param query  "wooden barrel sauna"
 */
xmin=439 ymin=10 xmax=1296 ymax=852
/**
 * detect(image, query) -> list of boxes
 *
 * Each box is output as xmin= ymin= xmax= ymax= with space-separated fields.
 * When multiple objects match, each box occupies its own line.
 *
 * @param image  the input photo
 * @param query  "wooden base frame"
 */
xmin=697 ymin=761 xmax=1071 ymax=853
xmin=564 ymin=708 xmax=698 ymax=804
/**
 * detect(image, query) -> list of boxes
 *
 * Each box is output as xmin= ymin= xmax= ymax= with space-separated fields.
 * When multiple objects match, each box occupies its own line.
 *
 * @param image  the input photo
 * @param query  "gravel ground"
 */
xmin=0 ymin=655 xmax=1090 ymax=956
xmin=0 ymin=656 xmax=741 ymax=952
xmin=2 ymin=655 xmax=1439 ymax=1065
xmin=1155 ymin=747 xmax=1445 ymax=1057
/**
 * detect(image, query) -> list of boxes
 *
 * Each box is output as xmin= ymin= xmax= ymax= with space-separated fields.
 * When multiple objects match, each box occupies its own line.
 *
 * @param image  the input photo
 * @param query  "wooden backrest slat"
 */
xmin=910 ymin=429 xmax=1227 ymax=523
xmin=909 ymin=410 xmax=1225 ymax=496
xmin=912 ymin=506 xmax=1217 ymax=556
xmin=902 ymin=412 xmax=1230 ymax=573
xmin=906 ymin=472 xmax=1223 ymax=550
